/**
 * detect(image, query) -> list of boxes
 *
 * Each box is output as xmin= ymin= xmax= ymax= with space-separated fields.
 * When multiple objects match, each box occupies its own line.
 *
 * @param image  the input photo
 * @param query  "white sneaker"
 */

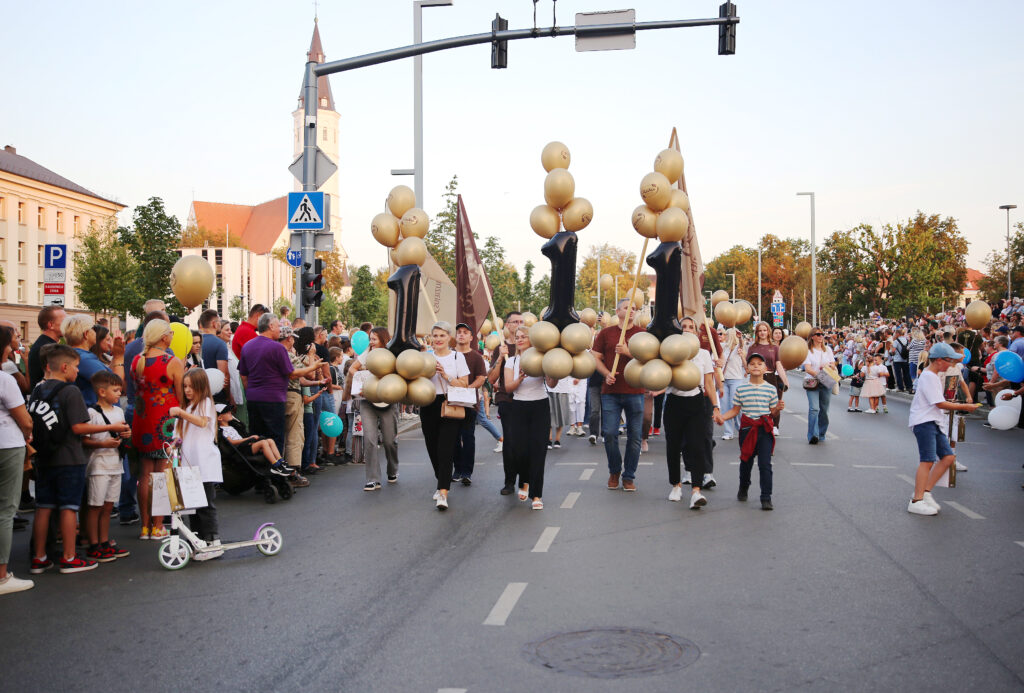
xmin=955 ymin=461 xmax=967 ymax=472
xmin=907 ymin=499 xmax=937 ymax=516
xmin=493 ymin=441 xmax=503 ymax=453
xmin=772 ymin=427 xmax=780 ymax=436
xmin=668 ymin=486 xmax=683 ymax=502
xmin=702 ymin=473 xmax=717 ymax=489
xmin=436 ymin=494 xmax=448 ymax=511
xmin=0 ymin=572 xmax=34 ymax=595
xmin=588 ymin=435 xmax=597 ymax=445
xmin=682 ymin=471 xmax=692 ymax=485
xmin=432 ymin=490 xmax=441 ymax=501
xmin=865 ymin=409 xmax=877 ymax=414
xmin=689 ymin=492 xmax=708 ymax=509
xmin=722 ymin=434 xmax=733 ymax=441
xmin=922 ymin=492 xmax=941 ymax=512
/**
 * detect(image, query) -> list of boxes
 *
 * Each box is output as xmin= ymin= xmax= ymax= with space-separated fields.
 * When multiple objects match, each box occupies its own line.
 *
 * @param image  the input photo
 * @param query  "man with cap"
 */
xmin=452 ymin=322 xmax=488 ymax=485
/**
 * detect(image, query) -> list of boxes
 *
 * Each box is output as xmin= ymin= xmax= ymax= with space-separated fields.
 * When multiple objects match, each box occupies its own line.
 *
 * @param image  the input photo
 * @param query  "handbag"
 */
xmin=174 ymin=465 xmax=209 ymax=509
xmin=441 ymin=398 xmax=466 ymax=419
xmin=803 ymin=375 xmax=818 ymax=390
xmin=150 ymin=470 xmax=180 ymax=516
xmin=818 ymin=366 xmax=840 ymax=395
xmin=440 ymin=352 xmax=470 ymax=419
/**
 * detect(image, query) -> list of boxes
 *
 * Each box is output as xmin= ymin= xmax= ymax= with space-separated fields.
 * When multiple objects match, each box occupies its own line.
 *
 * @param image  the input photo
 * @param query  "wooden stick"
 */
xmin=610 ymin=237 xmax=650 ymax=376
xmin=704 ymin=300 xmax=724 ymax=384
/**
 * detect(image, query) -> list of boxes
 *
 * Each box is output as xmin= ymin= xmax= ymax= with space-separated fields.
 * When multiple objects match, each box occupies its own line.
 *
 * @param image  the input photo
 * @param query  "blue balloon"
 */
xmin=962 ymin=350 xmax=971 ymax=364
xmin=993 ymin=350 xmax=1024 ymax=382
xmin=841 ymin=364 xmax=854 ymax=377
xmin=319 ymin=412 xmax=344 ymax=437
xmin=351 ymin=331 xmax=370 ymax=355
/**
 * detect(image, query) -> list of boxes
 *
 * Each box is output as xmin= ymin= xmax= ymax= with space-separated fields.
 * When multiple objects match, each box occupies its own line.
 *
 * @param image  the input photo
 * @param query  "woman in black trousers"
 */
xmin=419 ymin=322 xmax=469 ymax=511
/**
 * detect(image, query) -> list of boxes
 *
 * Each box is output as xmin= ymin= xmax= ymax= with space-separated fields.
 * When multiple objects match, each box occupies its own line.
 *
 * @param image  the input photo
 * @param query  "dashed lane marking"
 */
xmin=560 ymin=492 xmax=580 ymax=509
xmin=853 ymin=464 xmax=897 ymax=469
xmin=1015 ymin=541 xmax=1024 ymax=549
xmin=896 ymin=474 xmax=915 ymax=486
xmin=579 ymin=468 xmax=594 ymax=481
xmin=484 ymin=583 xmax=528 ymax=626
xmin=532 ymin=526 xmax=560 ymax=553
xmin=555 ymin=462 xmax=597 ymax=466
xmin=438 ymin=689 xmax=467 ymax=693
xmin=945 ymin=501 xmax=985 ymax=520
xmin=792 ymin=462 xmax=834 ymax=467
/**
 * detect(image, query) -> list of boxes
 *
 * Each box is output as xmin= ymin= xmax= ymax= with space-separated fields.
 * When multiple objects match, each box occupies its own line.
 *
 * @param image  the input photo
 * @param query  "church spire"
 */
xmin=298 ymin=21 xmax=335 ymax=112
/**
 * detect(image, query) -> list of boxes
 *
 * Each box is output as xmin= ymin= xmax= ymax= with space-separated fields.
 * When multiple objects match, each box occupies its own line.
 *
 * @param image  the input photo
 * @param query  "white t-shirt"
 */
xmin=722 ymin=344 xmax=746 ymax=380
xmin=802 ymin=346 xmax=836 ymax=372
xmin=508 ymin=356 xmax=548 ymax=401
xmin=220 ymin=423 xmax=244 ymax=442
xmin=86 ymin=406 xmax=125 ymax=475
xmin=180 ymin=398 xmax=223 ymax=483
xmin=0 ymin=371 xmax=27 ymax=449
xmin=668 ymin=349 xmax=714 ymax=397
xmin=431 ymin=351 xmax=470 ymax=395
xmin=908 ymin=370 xmax=946 ymax=427
xmin=548 ymin=375 xmax=575 ymax=394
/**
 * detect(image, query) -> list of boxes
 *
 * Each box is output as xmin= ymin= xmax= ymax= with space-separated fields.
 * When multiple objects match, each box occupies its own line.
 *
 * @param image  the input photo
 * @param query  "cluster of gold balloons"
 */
xmin=621 ymin=331 xmax=703 ymax=391
xmin=965 ymin=299 xmax=992 ymax=329
xmin=518 ymin=320 xmax=597 ymax=380
xmin=480 ymin=315 xmax=507 ymax=351
xmin=709 ymin=289 xmax=754 ymax=328
xmin=631 ymin=149 xmax=691 ymax=242
xmin=529 ymin=142 xmax=594 ymax=239
xmin=361 ymin=347 xmax=439 ymax=407
xmin=370 ymin=185 xmax=430 ymax=266
xmin=170 ymin=255 xmax=215 ymax=310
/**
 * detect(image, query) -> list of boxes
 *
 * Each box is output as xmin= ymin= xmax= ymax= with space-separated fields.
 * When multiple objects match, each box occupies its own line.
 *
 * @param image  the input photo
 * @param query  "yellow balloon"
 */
xmin=571 ymin=351 xmax=597 ymax=379
xmin=629 ymin=290 xmax=644 ymax=309
xmin=631 ymin=205 xmax=659 ymax=239
xmin=363 ymin=376 xmax=381 ymax=402
xmin=529 ymin=321 xmax=561 ymax=352
xmin=481 ymin=319 xmax=492 ymax=335
xmin=387 ymin=185 xmax=416 ymax=218
xmin=521 ymin=312 xmax=538 ymax=327
xmin=654 ymin=148 xmax=684 ymax=183
xmin=170 ymin=255 xmax=215 ymax=310
xmin=639 ymin=171 xmax=672 ymax=212
xmin=544 ymin=169 xmax=575 ymax=210
xmin=377 ymin=373 xmax=408 ymax=404
xmin=169 ymin=322 xmax=192 ymax=360
xmin=965 ymin=300 xmax=992 ymax=329
xmin=400 ymin=208 xmax=429 ymax=239
xmin=406 ymin=376 xmax=437 ymax=407
xmin=668 ymin=189 xmax=690 ymax=213
xmin=366 ymin=348 xmax=397 ymax=377
xmin=560 ymin=323 xmax=592 ymax=355
xmin=656 ymin=206 xmax=689 ymax=243
xmin=420 ymin=352 xmax=437 ymax=379
xmin=495 ymin=316 xmax=504 ymax=331
xmin=371 ymin=213 xmax=400 ymax=247
xmin=520 ymin=347 xmax=545 ymax=377
xmin=530 ymin=204 xmax=561 ymax=239
xmin=711 ymin=290 xmax=731 ymax=308
xmin=562 ymin=197 xmax=593 ymax=232
xmin=714 ymin=301 xmax=737 ymax=328
xmin=579 ymin=307 xmax=598 ymax=327
xmin=641 ymin=358 xmax=673 ymax=391
xmin=733 ymin=300 xmax=753 ymax=325
xmin=623 ymin=358 xmax=644 ymax=388
xmin=659 ymin=334 xmax=690 ymax=365
xmin=627 ymin=332 xmax=661 ymax=363
xmin=395 ymin=349 xmax=425 ymax=380
xmin=542 ymin=348 xmax=574 ymax=379
xmin=794 ymin=321 xmax=812 ymax=339
xmin=679 ymin=332 xmax=700 ymax=361
xmin=395 ymin=236 xmax=427 ymax=266
xmin=484 ymin=333 xmax=501 ymax=351
xmin=541 ymin=141 xmax=571 ymax=172
xmin=600 ymin=274 xmax=614 ymax=291
xmin=779 ymin=335 xmax=810 ymax=370
xmin=671 ymin=360 xmax=701 ymax=391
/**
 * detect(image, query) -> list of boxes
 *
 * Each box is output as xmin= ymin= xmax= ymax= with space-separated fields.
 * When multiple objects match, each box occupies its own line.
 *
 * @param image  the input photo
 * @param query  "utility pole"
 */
xmin=1000 ymin=204 xmax=1017 ymax=300
xmin=757 ymin=243 xmax=761 ymax=322
xmin=797 ymin=192 xmax=816 ymax=326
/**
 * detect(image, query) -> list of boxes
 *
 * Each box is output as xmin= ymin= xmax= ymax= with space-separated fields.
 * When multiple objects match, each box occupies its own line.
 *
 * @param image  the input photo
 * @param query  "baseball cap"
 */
xmin=278 ymin=326 xmax=294 ymax=340
xmin=996 ymin=325 xmax=1009 ymax=334
xmin=928 ymin=342 xmax=959 ymax=360
xmin=215 ymin=403 xmax=234 ymax=414
xmin=455 ymin=322 xmax=472 ymax=332
xmin=746 ymin=352 xmax=767 ymax=364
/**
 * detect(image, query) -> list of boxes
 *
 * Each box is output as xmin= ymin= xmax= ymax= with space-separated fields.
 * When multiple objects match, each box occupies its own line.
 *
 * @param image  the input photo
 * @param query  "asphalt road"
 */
xmin=2 ymin=388 xmax=1023 ymax=693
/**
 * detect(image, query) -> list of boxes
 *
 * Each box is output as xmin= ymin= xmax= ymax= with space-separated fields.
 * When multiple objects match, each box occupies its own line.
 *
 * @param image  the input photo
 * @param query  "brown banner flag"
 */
xmin=455 ymin=195 xmax=493 ymax=334
xmin=668 ymin=127 xmax=706 ymax=320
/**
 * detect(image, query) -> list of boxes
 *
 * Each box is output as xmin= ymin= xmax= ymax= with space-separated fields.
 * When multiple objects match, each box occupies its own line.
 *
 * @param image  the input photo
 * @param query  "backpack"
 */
xmin=896 ymin=337 xmax=909 ymax=360
xmin=27 ymin=382 xmax=72 ymax=456
xmin=91 ymin=404 xmax=129 ymax=455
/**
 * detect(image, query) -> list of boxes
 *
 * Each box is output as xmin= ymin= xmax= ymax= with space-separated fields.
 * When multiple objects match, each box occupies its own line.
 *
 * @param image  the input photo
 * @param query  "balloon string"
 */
xmin=610 ymin=236 xmax=650 ymax=376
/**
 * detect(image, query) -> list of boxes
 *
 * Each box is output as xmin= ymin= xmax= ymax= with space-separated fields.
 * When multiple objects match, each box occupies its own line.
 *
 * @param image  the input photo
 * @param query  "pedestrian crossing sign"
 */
xmin=287 ymin=191 xmax=326 ymax=231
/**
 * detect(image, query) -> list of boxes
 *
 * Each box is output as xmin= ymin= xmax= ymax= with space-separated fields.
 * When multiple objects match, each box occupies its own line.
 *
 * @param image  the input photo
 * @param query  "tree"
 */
xmin=516 ymin=260 xmax=535 ymax=314
xmin=272 ymin=296 xmax=294 ymax=318
xmin=74 ymin=218 xmax=138 ymax=319
xmin=180 ymin=225 xmax=248 ymax=249
xmin=480 ymin=235 xmax=521 ymax=317
xmin=347 ymin=265 xmax=387 ymax=326
xmin=227 ymin=295 xmax=246 ymax=322
xmin=575 ymin=243 xmax=649 ymax=313
xmin=425 ymin=175 xmax=458 ymax=286
xmin=118 ymin=197 xmax=186 ymax=317
xmin=318 ymin=291 xmax=343 ymax=328
xmin=529 ymin=274 xmax=551 ymax=315
xmin=979 ymin=222 xmax=1024 ymax=301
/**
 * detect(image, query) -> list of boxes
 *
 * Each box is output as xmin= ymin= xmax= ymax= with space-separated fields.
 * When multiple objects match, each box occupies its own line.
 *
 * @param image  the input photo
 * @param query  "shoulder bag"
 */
xmin=441 ymin=352 xmax=470 ymax=419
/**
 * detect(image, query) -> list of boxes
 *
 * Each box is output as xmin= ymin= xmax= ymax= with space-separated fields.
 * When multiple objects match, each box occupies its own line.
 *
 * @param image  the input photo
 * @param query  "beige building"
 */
xmin=0 ymin=145 xmax=124 ymax=341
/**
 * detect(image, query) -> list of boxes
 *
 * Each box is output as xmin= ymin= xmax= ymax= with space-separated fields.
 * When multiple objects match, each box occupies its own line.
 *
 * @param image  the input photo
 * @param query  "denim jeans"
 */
xmin=893 ymin=361 xmax=911 ymax=392
xmin=601 ymin=393 xmax=643 ymax=480
xmin=118 ymin=407 xmax=137 ymax=519
xmin=721 ymin=379 xmax=743 ymax=438
xmin=302 ymin=411 xmax=318 ymax=470
xmin=587 ymin=384 xmax=603 ymax=436
xmin=805 ymin=385 xmax=832 ymax=441
xmin=476 ymin=399 xmax=502 ymax=441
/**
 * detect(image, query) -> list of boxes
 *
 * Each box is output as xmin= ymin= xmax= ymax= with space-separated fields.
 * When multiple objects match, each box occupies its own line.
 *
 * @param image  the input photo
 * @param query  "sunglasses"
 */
xmin=812 ymin=333 xmax=824 ymax=337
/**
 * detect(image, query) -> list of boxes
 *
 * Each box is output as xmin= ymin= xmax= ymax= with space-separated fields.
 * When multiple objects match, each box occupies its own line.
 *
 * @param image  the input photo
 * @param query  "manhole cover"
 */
xmin=522 ymin=628 xmax=700 ymax=679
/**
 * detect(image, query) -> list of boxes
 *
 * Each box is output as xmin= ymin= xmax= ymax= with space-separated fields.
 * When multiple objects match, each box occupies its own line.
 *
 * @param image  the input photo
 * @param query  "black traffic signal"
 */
xmin=301 ymin=259 xmax=324 ymax=308
xmin=491 ymin=13 xmax=508 ymax=69
xmin=718 ymin=2 xmax=736 ymax=55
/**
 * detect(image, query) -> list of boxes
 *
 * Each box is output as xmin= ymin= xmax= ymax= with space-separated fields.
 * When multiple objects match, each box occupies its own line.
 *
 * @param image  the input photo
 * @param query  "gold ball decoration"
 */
xmin=544 ymin=169 xmax=576 ymax=210
xmin=562 ymin=197 xmax=594 ymax=232
xmin=711 ymin=290 xmax=731 ymax=308
xmin=529 ymin=321 xmax=561 ymax=352
xmin=366 ymin=348 xmax=397 ymax=377
xmin=406 ymin=377 xmax=437 ymax=407
xmin=668 ymin=188 xmax=691 ymax=213
xmin=495 ymin=316 xmax=504 ymax=331
xmin=639 ymin=171 xmax=672 ymax=212
xmin=541 ymin=141 xmax=571 ymax=172
xmin=170 ymin=255 xmax=215 ymax=310
xmin=630 ymin=291 xmax=644 ymax=309
xmin=579 ymin=308 xmax=598 ymax=327
xmin=637 ymin=309 xmax=652 ymax=327
xmin=679 ymin=332 xmax=701 ymax=361
xmin=395 ymin=349 xmax=425 ymax=380
xmin=530 ymin=204 xmax=561 ymax=239
xmin=659 ymin=334 xmax=690 ymax=365
xmin=600 ymin=273 xmax=614 ymax=292
xmin=560 ymin=323 xmax=592 ymax=354
xmin=387 ymin=185 xmax=416 ymax=218
xmin=631 ymin=205 xmax=659 ymax=239
xmin=376 ymin=373 xmax=408 ymax=404
xmin=640 ymin=358 xmax=673 ymax=390
xmin=394 ymin=236 xmax=427 ymax=266
xmin=363 ymin=376 xmax=381 ymax=402
xmin=671 ymin=360 xmax=702 ymax=391
xmin=522 ymin=312 xmax=538 ymax=327
xmin=571 ymin=351 xmax=597 ymax=379
xmin=779 ymin=335 xmax=810 ymax=371
xmin=481 ymin=319 xmax=493 ymax=335
xmin=542 ymin=348 xmax=574 ymax=379
xmin=653 ymin=148 xmax=684 ymax=183
xmin=965 ymin=299 xmax=992 ymax=329
xmin=609 ymin=315 xmax=620 ymax=327
xmin=656 ymin=206 xmax=690 ymax=243
xmin=733 ymin=300 xmax=753 ymax=325
xmin=623 ymin=359 xmax=644 ymax=388
xmin=484 ymin=333 xmax=501 ymax=351
xmin=794 ymin=321 xmax=812 ymax=339
xmin=399 ymin=208 xmax=429 ymax=239
xmin=420 ymin=352 xmax=437 ymax=379
xmin=714 ymin=300 xmax=737 ymax=328
xmin=371 ymin=213 xmax=401 ymax=247
xmin=627 ymin=331 xmax=661 ymax=364
xmin=520 ymin=347 xmax=545 ymax=377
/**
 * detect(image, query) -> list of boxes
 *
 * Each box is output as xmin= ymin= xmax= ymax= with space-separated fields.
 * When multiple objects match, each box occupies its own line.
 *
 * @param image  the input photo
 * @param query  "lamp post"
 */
xmin=796 ymin=192 xmax=816 ymax=326
xmin=1000 ymin=204 xmax=1017 ymax=300
xmin=726 ymin=273 xmax=736 ymax=302
xmin=757 ymin=243 xmax=762 ymax=322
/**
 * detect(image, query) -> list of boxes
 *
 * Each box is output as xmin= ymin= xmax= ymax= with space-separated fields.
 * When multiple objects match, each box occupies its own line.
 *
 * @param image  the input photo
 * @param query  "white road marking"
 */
xmin=792 ymin=462 xmax=834 ymax=467
xmin=560 ymin=492 xmax=580 ymax=509
xmin=825 ymin=432 xmax=839 ymax=440
xmin=896 ymin=474 xmax=915 ymax=486
xmin=579 ymin=468 xmax=594 ymax=481
xmin=793 ymin=414 xmax=808 ymax=422
xmin=945 ymin=501 xmax=985 ymax=520
xmin=484 ymin=582 xmax=528 ymax=626
xmin=556 ymin=462 xmax=597 ymax=466
xmin=638 ymin=461 xmax=654 ymax=466
xmin=438 ymin=688 xmax=467 ymax=693
xmin=1015 ymin=541 xmax=1024 ymax=549
xmin=853 ymin=464 xmax=897 ymax=469
xmin=532 ymin=527 xmax=561 ymax=553
xmin=729 ymin=461 xmax=740 ymax=465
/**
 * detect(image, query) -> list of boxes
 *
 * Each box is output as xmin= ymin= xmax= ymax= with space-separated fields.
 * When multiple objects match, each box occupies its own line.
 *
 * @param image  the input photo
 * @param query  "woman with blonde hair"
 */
xmin=719 ymin=328 xmax=747 ymax=441
xmin=130 ymin=319 xmax=184 ymax=540
xmin=420 ymin=321 xmax=470 ymax=511
xmin=801 ymin=327 xmax=836 ymax=445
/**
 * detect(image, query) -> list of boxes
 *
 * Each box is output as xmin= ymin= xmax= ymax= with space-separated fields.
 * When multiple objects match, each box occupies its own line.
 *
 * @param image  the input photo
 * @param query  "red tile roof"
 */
xmin=963 ymin=267 xmax=986 ymax=291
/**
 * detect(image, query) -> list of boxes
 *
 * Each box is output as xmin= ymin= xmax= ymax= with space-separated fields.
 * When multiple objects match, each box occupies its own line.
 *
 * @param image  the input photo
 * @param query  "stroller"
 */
xmin=217 ymin=420 xmax=293 ymax=504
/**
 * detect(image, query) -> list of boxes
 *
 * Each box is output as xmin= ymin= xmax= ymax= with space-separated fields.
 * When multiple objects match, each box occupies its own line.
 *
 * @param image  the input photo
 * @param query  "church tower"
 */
xmin=293 ymin=19 xmax=346 ymax=263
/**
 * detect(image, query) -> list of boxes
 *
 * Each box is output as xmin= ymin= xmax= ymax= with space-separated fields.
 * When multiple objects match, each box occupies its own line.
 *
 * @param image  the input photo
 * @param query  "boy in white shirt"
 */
xmin=83 ymin=371 xmax=132 ymax=563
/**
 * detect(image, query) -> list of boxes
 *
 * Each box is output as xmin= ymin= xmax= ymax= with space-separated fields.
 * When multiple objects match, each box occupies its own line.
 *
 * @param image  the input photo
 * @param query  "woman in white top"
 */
xmin=719 ymin=328 xmax=747 ymax=441
xmin=419 ymin=322 xmax=470 ymax=511
xmin=0 ymin=326 xmax=34 ymax=594
xmin=801 ymin=327 xmax=837 ymax=444
xmin=504 ymin=326 xmax=558 ymax=509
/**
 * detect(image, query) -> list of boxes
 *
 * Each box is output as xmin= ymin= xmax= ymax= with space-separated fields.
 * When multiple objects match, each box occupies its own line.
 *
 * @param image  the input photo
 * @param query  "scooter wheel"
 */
xmin=256 ymin=526 xmax=283 ymax=556
xmin=157 ymin=536 xmax=192 ymax=570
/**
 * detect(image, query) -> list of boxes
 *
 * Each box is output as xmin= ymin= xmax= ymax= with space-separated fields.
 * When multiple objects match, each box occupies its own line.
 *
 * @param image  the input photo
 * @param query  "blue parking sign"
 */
xmin=44 ymin=244 xmax=67 ymax=269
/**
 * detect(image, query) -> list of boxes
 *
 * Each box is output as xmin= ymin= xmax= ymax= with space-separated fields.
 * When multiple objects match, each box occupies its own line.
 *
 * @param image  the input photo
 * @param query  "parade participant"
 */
xmin=862 ymin=354 xmax=889 ymax=414
xmin=664 ymin=317 xmax=723 ymax=509
xmin=231 ymin=303 xmax=269 ymax=359
xmin=801 ymin=328 xmax=836 ymax=445
xmin=27 ymin=305 xmax=66 ymax=389
xmin=347 ymin=327 xmax=400 ymax=491
xmin=586 ymin=362 xmax=603 ymax=446
xmin=907 ymin=343 xmax=981 ymax=516
xmin=749 ymin=321 xmax=789 ymax=435
xmin=453 ymin=323 xmax=487 ymax=485
xmin=487 ymin=311 xmax=523 ymax=493
xmin=420 ymin=322 xmax=470 ymax=510
xmin=547 ymin=375 xmax=574 ymax=449
xmin=570 ymin=375 xmax=588 ymax=437
xmin=720 ymin=352 xmax=785 ymax=510
xmin=719 ymin=328 xmax=747 ymax=441
xmin=81 ymin=371 xmax=131 ymax=563
xmin=0 ymin=326 xmax=33 ymax=594
xmin=590 ymin=299 xmax=644 ymax=491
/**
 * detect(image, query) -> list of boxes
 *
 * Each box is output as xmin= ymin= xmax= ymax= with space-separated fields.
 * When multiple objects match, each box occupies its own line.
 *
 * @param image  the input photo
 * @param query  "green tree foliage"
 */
xmin=979 ymin=222 xmax=1024 ymax=300
xmin=425 ymin=175 xmax=458 ymax=286
xmin=74 ymin=218 xmax=138 ymax=318
xmin=530 ymin=274 xmax=551 ymax=315
xmin=480 ymin=235 xmax=522 ymax=317
xmin=704 ymin=235 xmax=813 ymax=322
xmin=516 ymin=260 xmax=535 ymax=314
xmin=118 ymin=197 xmax=186 ymax=317
xmin=318 ymin=291 xmax=343 ymax=328
xmin=273 ymin=296 xmax=293 ymax=316
xmin=347 ymin=265 xmax=387 ymax=326
xmin=227 ymin=295 xmax=246 ymax=322
xmin=574 ymin=243 xmax=649 ymax=313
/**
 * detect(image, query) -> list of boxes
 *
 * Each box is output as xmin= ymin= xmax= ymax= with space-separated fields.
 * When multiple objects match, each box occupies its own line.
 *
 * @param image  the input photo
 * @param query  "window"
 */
xmin=37 ymin=283 xmax=43 ymax=304
xmin=0 ymin=238 xmax=5 ymax=260
xmin=37 ymin=245 xmax=44 ymax=266
xmin=0 ymin=196 xmax=6 ymax=219
xmin=17 ymin=242 xmax=25 ymax=263
xmin=73 ymin=215 xmax=81 ymax=234
xmin=56 ymin=211 xmax=63 ymax=233
xmin=17 ymin=280 xmax=25 ymax=302
xmin=37 ymin=206 xmax=46 ymax=229
xmin=20 ymin=322 xmax=28 ymax=342
xmin=18 ymin=202 xmax=25 ymax=224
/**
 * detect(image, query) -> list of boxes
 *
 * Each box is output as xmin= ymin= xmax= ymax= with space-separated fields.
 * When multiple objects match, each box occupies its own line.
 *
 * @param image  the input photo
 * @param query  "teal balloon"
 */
xmin=993 ymin=350 xmax=1024 ymax=382
xmin=319 ymin=412 xmax=344 ymax=437
xmin=351 ymin=331 xmax=370 ymax=355
xmin=962 ymin=350 xmax=971 ymax=364
xmin=841 ymin=364 xmax=854 ymax=377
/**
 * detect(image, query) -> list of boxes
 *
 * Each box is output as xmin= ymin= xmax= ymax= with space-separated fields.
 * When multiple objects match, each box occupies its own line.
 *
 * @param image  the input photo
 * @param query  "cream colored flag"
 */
xmin=669 ymin=127 xmax=706 ymax=319
xmin=387 ymin=252 xmax=456 ymax=337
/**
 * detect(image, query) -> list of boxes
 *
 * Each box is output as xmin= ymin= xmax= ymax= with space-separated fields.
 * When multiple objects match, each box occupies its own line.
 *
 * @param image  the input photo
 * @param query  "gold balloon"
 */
xmin=399 ymin=208 xmax=429 ymax=239
xmin=542 ymin=348 xmax=574 ymax=379
xmin=520 ymin=347 xmax=545 ymax=377
xmin=779 ymin=335 xmax=810 ymax=370
xmin=495 ymin=316 xmax=504 ymax=331
xmin=529 ymin=321 xmax=561 ymax=352
xmin=656 ymin=206 xmax=689 ymax=243
xmin=579 ymin=307 xmax=598 ymax=327
xmin=630 ymin=290 xmax=644 ymax=309
xmin=600 ymin=274 xmax=614 ymax=291
xmin=363 ymin=376 xmax=380 ymax=402
xmin=609 ymin=315 xmax=620 ymax=327
xmin=170 ymin=255 xmax=215 ymax=310
xmin=641 ymin=358 xmax=673 ymax=391
xmin=671 ymin=360 xmax=701 ymax=391
xmin=560 ymin=323 xmax=592 ymax=354
xmin=711 ymin=290 xmax=731 ymax=308
xmin=623 ymin=359 xmax=644 ymax=388
xmin=733 ymin=300 xmax=753 ymax=325
xmin=653 ymin=148 xmax=684 ymax=183
xmin=659 ymin=334 xmax=690 ymax=365
xmin=394 ymin=236 xmax=427 ymax=266
xmin=371 ymin=212 xmax=401 ymax=247
xmin=714 ymin=301 xmax=737 ymax=328
xmin=376 ymin=373 xmax=408 ymax=404
xmin=541 ymin=141 xmax=571 ymax=172
xmin=387 ymin=185 xmax=416 ymax=218
xmin=965 ymin=300 xmax=992 ymax=329
xmin=562 ymin=197 xmax=593 ymax=232
xmin=571 ymin=351 xmax=596 ymax=379
xmin=627 ymin=331 xmax=661 ymax=363
xmin=544 ymin=169 xmax=575 ymax=210
xmin=389 ymin=248 xmax=399 ymax=266
xmin=366 ymin=348 xmax=397 ymax=377
xmin=679 ymin=332 xmax=700 ymax=361
xmin=668 ymin=189 xmax=690 ymax=213
xmin=406 ymin=376 xmax=437 ymax=407
xmin=794 ymin=321 xmax=812 ymax=339
xmin=631 ymin=205 xmax=659 ymax=239
xmin=395 ymin=349 xmax=425 ymax=380
xmin=481 ymin=319 xmax=493 ymax=335
xmin=484 ymin=333 xmax=500 ymax=351
xmin=420 ymin=352 xmax=437 ymax=379
xmin=639 ymin=171 xmax=672 ymax=212
xmin=522 ymin=312 xmax=538 ymax=327
xmin=530 ymin=204 xmax=561 ymax=239
xmin=638 ymin=310 xmax=652 ymax=327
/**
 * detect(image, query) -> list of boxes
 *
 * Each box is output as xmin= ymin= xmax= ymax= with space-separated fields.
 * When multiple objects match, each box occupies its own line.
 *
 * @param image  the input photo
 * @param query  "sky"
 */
xmin=4 ymin=0 xmax=1022 ymax=286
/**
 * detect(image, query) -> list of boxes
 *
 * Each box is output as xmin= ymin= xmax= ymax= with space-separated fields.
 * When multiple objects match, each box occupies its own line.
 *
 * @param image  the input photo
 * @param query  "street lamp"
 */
xmin=796 ymin=192 xmax=817 ymax=326
xmin=726 ymin=273 xmax=736 ymax=301
xmin=1000 ymin=204 xmax=1017 ymax=300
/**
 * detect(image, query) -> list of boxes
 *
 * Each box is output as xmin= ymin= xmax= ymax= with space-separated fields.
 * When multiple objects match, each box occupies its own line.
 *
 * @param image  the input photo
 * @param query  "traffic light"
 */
xmin=301 ymin=259 xmax=324 ymax=309
xmin=491 ymin=13 xmax=508 ymax=69
xmin=718 ymin=2 xmax=736 ymax=55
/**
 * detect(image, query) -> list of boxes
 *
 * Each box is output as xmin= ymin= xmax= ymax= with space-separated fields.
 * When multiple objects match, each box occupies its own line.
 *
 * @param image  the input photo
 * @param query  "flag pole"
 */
xmin=610 ymin=237 xmax=650 ymax=376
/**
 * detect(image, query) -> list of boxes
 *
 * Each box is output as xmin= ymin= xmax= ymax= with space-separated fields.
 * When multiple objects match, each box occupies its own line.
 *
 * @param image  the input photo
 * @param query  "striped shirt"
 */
xmin=733 ymin=381 xmax=778 ymax=418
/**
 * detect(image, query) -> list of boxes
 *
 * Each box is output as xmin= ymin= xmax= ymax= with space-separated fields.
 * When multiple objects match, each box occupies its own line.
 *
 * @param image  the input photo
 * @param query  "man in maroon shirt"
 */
xmin=590 ymin=299 xmax=645 ymax=491
xmin=231 ymin=304 xmax=269 ymax=359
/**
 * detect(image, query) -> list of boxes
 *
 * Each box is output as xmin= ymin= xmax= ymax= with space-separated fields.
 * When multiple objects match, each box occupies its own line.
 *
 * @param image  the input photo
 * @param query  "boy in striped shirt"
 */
xmin=720 ymin=353 xmax=785 ymax=510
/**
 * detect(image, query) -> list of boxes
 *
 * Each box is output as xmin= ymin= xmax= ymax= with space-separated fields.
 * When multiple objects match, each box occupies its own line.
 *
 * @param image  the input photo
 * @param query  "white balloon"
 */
xmin=987 ymin=405 xmax=1018 ymax=430
xmin=994 ymin=392 xmax=1021 ymax=411
xmin=205 ymin=368 xmax=225 ymax=396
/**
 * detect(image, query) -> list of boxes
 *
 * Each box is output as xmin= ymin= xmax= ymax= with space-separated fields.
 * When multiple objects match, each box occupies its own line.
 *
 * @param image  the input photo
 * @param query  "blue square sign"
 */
xmin=44 ymin=244 xmax=67 ymax=269
xmin=287 ymin=192 xmax=326 ymax=231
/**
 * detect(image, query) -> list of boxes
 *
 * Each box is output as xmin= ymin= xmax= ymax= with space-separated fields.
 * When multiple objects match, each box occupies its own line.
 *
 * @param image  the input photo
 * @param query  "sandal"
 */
xmin=150 ymin=527 xmax=169 ymax=539
xmin=138 ymin=526 xmax=150 ymax=541
xmin=531 ymin=499 xmax=543 ymax=510
xmin=517 ymin=486 xmax=529 ymax=501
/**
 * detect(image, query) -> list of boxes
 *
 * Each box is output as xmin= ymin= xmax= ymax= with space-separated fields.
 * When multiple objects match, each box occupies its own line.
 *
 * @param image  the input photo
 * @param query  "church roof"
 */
xmin=297 ymin=21 xmax=336 ymax=112
xmin=0 ymin=145 xmax=123 ymax=207
xmin=190 ymin=197 xmax=287 ymax=255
